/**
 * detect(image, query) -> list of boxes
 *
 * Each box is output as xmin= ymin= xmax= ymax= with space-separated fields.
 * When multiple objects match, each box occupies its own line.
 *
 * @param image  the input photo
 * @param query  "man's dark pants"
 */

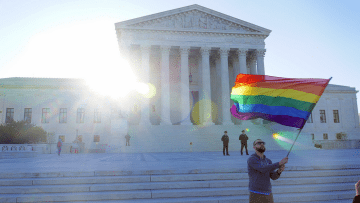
xmin=223 ymin=144 xmax=229 ymax=155
xmin=241 ymin=142 xmax=249 ymax=155
xmin=249 ymin=192 xmax=274 ymax=203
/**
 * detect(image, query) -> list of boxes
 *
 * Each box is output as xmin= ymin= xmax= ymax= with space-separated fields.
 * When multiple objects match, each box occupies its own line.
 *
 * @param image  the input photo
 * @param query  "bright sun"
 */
xmin=85 ymin=57 xmax=139 ymax=99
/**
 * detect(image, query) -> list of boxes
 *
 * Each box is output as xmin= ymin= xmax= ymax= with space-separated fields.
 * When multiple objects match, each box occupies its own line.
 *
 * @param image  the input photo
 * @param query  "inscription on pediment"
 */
xmin=127 ymin=10 xmax=260 ymax=32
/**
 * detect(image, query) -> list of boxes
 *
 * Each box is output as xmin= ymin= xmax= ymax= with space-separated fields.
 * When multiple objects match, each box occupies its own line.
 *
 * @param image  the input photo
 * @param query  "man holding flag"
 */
xmin=248 ymin=138 xmax=288 ymax=203
xmin=230 ymin=73 xmax=331 ymax=202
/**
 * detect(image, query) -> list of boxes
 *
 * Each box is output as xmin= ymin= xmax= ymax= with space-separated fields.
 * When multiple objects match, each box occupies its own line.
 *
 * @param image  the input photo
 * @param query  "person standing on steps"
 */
xmin=239 ymin=130 xmax=249 ymax=155
xmin=221 ymin=131 xmax=230 ymax=156
xmin=247 ymin=139 xmax=288 ymax=203
xmin=57 ymin=138 xmax=63 ymax=156
xmin=125 ymin=134 xmax=131 ymax=146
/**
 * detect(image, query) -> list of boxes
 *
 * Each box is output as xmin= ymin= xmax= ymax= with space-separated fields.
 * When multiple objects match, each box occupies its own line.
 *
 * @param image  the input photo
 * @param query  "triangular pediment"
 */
xmin=115 ymin=4 xmax=271 ymax=35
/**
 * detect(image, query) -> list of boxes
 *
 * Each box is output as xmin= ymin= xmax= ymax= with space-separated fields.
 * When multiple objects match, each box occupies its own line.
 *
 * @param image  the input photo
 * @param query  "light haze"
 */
xmin=0 ymin=0 xmax=359 ymax=108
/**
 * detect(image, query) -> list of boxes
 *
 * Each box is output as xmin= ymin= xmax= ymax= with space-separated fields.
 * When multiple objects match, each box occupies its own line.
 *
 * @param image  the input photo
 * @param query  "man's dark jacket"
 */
xmin=221 ymin=135 xmax=229 ymax=145
xmin=239 ymin=133 xmax=248 ymax=144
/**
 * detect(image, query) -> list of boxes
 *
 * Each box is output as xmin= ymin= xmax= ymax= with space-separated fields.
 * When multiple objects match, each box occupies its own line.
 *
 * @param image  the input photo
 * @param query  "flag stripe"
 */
xmin=230 ymin=95 xmax=315 ymax=112
xmin=235 ymin=74 xmax=329 ymax=94
xmin=233 ymin=82 xmax=327 ymax=95
xmin=230 ymin=105 xmax=306 ymax=128
xmin=235 ymin=103 xmax=309 ymax=119
xmin=231 ymin=86 xmax=320 ymax=103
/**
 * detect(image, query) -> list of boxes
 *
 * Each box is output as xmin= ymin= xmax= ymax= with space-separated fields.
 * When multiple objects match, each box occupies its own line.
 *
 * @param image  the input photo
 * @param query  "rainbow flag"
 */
xmin=230 ymin=74 xmax=331 ymax=128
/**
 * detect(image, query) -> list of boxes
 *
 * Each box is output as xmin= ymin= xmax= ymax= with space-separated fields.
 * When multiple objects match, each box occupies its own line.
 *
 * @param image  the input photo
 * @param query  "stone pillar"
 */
xmin=238 ymin=48 xmax=248 ymax=74
xmin=256 ymin=49 xmax=266 ymax=75
xmin=220 ymin=48 xmax=232 ymax=125
xmin=139 ymin=45 xmax=151 ymax=125
xmin=249 ymin=53 xmax=257 ymax=75
xmin=180 ymin=47 xmax=192 ymax=125
xmin=160 ymin=46 xmax=172 ymax=125
xmin=215 ymin=55 xmax=222 ymax=124
xmin=200 ymin=47 xmax=214 ymax=125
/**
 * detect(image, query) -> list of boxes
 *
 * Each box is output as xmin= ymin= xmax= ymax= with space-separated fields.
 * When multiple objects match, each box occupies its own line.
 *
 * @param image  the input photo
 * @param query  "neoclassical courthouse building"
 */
xmin=1 ymin=5 xmax=359 ymax=153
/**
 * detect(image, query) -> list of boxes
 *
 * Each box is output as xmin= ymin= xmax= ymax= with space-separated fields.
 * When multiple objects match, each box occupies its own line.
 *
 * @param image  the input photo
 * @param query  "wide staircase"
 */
xmin=0 ymin=165 xmax=357 ymax=203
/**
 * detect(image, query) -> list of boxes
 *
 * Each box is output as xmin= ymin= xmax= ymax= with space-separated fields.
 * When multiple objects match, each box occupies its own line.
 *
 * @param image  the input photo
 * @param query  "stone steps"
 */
xmin=0 ymin=167 xmax=358 ymax=202
xmin=0 ymin=191 xmax=355 ymax=203
xmin=0 ymin=175 xmax=358 ymax=194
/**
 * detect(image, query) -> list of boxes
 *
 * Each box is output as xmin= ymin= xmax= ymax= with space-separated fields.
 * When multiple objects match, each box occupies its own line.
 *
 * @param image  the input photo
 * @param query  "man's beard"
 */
xmin=256 ymin=147 xmax=266 ymax=153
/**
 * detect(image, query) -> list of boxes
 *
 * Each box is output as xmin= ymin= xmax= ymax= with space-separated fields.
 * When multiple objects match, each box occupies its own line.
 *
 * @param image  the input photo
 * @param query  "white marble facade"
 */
xmin=0 ymin=5 xmax=359 ymax=153
xmin=115 ymin=4 xmax=268 ymax=126
xmin=114 ymin=4 xmax=360 ymax=144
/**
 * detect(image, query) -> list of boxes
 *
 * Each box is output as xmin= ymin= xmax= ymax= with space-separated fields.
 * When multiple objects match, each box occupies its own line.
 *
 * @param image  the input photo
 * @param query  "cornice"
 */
xmin=120 ymin=28 xmax=268 ymax=38
xmin=324 ymin=90 xmax=358 ymax=94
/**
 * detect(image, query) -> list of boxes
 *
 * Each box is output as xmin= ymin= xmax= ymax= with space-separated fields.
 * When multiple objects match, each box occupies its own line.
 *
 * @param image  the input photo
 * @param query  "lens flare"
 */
xmin=272 ymin=133 xmax=280 ymax=139
xmin=272 ymin=131 xmax=307 ymax=151
xmin=190 ymin=99 xmax=217 ymax=126
xmin=136 ymin=83 xmax=156 ymax=98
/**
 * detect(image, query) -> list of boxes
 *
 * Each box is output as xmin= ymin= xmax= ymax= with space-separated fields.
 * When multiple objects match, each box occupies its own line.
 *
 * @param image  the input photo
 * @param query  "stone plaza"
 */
xmin=0 ymin=149 xmax=359 ymax=202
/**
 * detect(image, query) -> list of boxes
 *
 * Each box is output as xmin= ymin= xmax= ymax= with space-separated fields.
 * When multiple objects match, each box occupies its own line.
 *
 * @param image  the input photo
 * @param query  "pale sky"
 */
xmin=0 ymin=0 xmax=359 ymax=107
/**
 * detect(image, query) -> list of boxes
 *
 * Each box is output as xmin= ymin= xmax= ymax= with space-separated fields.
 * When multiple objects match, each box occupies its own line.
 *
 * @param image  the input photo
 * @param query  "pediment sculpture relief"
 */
xmin=127 ymin=10 xmax=260 ymax=32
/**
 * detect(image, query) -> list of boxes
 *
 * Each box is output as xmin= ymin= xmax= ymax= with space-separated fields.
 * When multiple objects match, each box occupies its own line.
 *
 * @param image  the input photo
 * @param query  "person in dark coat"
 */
xmin=125 ymin=134 xmax=131 ymax=146
xmin=221 ymin=131 xmax=230 ymax=156
xmin=239 ymin=130 xmax=249 ymax=155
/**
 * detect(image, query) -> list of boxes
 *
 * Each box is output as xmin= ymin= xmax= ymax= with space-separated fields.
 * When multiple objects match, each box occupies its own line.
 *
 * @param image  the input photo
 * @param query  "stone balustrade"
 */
xmin=0 ymin=144 xmax=37 ymax=152
xmin=313 ymin=140 xmax=360 ymax=149
xmin=0 ymin=144 xmax=43 ymax=159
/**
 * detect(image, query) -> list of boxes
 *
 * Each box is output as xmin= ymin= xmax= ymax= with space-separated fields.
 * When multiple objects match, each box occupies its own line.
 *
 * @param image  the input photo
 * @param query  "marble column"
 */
xmin=180 ymin=47 xmax=192 ymax=125
xmin=238 ymin=48 xmax=248 ymax=74
xmin=249 ymin=53 xmax=257 ymax=75
xmin=220 ymin=48 xmax=232 ymax=125
xmin=200 ymin=47 xmax=214 ymax=125
xmin=160 ymin=46 xmax=172 ymax=125
xmin=139 ymin=45 xmax=151 ymax=125
xmin=256 ymin=49 xmax=266 ymax=75
xmin=215 ymin=55 xmax=222 ymax=124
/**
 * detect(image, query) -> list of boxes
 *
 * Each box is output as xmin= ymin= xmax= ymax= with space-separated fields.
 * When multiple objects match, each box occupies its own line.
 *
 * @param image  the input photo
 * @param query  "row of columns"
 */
xmin=123 ymin=45 xmax=266 ymax=125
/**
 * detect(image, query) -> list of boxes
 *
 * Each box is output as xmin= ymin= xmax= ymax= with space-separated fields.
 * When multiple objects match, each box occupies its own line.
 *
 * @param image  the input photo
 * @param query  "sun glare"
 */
xmin=3 ymin=18 xmax=157 ymax=100
xmin=85 ymin=57 xmax=138 ymax=99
